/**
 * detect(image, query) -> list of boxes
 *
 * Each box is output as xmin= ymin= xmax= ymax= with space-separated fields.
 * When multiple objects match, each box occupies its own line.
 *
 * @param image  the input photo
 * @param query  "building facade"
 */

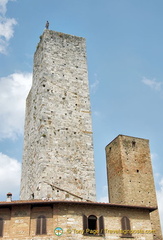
xmin=0 ymin=199 xmax=156 ymax=240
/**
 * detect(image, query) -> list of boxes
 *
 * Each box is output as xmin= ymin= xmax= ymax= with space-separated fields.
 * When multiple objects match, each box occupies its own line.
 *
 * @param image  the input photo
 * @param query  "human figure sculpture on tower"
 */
xmin=45 ymin=21 xmax=49 ymax=29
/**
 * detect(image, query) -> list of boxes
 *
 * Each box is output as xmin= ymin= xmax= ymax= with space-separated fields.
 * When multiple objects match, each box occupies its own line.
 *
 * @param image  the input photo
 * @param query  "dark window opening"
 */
xmin=0 ymin=218 xmax=4 ymax=237
xmin=36 ymin=215 xmax=46 ymax=235
xmin=65 ymin=193 xmax=69 ymax=198
xmin=132 ymin=141 xmax=136 ymax=147
xmin=88 ymin=215 xmax=97 ymax=234
xmin=83 ymin=215 xmax=104 ymax=236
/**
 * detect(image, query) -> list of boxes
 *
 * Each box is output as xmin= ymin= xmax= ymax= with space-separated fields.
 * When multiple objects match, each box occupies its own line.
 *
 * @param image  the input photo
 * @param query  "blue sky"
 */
xmin=0 ymin=0 xmax=163 ymax=231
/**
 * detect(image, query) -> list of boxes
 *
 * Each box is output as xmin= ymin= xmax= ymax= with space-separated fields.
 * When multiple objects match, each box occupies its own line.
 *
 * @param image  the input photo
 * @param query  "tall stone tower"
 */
xmin=105 ymin=135 xmax=162 ymax=240
xmin=20 ymin=30 xmax=96 ymax=202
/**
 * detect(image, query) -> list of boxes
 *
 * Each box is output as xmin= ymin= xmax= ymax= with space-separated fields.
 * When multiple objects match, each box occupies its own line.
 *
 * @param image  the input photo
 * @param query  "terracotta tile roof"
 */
xmin=0 ymin=199 xmax=157 ymax=212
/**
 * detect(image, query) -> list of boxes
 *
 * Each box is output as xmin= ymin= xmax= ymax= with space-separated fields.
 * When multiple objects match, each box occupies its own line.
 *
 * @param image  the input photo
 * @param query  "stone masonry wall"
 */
xmin=0 ymin=203 xmax=155 ymax=240
xmin=105 ymin=134 xmax=162 ymax=240
xmin=20 ymin=30 xmax=96 ymax=201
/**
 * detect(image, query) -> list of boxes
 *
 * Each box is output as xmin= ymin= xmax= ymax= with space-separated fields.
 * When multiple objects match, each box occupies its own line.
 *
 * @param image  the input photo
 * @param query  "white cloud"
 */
xmin=142 ymin=77 xmax=163 ymax=91
xmin=0 ymin=0 xmax=9 ymax=15
xmin=0 ymin=0 xmax=17 ymax=54
xmin=98 ymin=185 xmax=109 ymax=203
xmin=0 ymin=72 xmax=32 ymax=140
xmin=157 ymin=178 xmax=163 ymax=232
xmin=0 ymin=17 xmax=17 ymax=40
xmin=0 ymin=152 xmax=21 ymax=200
xmin=151 ymin=153 xmax=160 ymax=174
xmin=93 ymin=111 xmax=101 ymax=117
xmin=98 ymin=195 xmax=109 ymax=203
xmin=151 ymin=153 xmax=158 ymax=161
xmin=90 ymin=73 xmax=100 ymax=94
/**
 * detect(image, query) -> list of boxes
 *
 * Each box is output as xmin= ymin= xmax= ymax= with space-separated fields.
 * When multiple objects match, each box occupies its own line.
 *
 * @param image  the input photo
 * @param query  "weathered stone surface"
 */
xmin=20 ymin=30 xmax=96 ymax=201
xmin=105 ymin=135 xmax=162 ymax=240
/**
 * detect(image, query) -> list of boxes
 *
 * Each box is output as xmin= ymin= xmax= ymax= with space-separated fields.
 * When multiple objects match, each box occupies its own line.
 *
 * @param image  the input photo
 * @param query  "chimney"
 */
xmin=6 ymin=192 xmax=12 ymax=202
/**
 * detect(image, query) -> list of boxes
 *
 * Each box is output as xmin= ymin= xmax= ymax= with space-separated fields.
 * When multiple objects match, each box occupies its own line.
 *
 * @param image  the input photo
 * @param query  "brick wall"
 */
xmin=0 ymin=202 xmax=155 ymax=240
xmin=105 ymin=134 xmax=162 ymax=240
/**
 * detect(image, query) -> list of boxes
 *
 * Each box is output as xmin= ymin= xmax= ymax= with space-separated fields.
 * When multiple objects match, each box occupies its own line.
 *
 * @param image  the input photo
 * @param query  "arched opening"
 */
xmin=88 ymin=215 xmax=97 ymax=234
xmin=83 ymin=214 xmax=105 ymax=236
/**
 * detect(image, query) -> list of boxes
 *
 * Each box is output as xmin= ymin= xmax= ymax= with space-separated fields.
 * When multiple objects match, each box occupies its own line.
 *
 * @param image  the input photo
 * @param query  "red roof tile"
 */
xmin=0 ymin=199 xmax=157 ymax=212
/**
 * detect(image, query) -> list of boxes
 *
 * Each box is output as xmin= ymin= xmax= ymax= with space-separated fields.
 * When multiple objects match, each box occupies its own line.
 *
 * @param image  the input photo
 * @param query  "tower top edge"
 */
xmin=105 ymin=134 xmax=149 ymax=148
xmin=42 ymin=29 xmax=86 ymax=40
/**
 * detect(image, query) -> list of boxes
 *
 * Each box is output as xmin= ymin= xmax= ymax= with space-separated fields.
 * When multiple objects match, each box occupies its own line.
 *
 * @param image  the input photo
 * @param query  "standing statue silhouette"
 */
xmin=45 ymin=21 xmax=49 ymax=29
